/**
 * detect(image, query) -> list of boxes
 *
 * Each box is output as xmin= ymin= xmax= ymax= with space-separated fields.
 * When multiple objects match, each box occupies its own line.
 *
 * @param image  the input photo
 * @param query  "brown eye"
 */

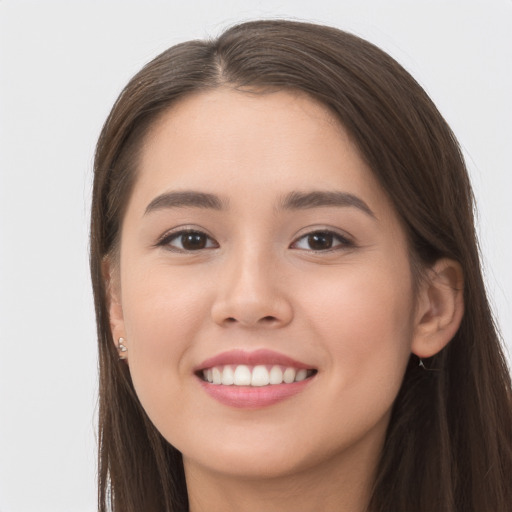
xmin=161 ymin=230 xmax=218 ymax=252
xmin=307 ymin=232 xmax=334 ymax=250
xmin=291 ymin=230 xmax=352 ymax=251
xmin=181 ymin=232 xmax=208 ymax=250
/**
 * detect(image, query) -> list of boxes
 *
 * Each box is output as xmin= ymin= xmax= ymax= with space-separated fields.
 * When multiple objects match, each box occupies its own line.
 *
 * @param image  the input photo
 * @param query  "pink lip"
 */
xmin=195 ymin=349 xmax=316 ymax=409
xmin=198 ymin=379 xmax=314 ymax=409
xmin=196 ymin=349 xmax=312 ymax=371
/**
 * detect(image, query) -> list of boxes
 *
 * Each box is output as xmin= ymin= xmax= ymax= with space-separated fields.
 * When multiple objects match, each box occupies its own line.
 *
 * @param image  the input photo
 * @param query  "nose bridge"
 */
xmin=231 ymin=243 xmax=272 ymax=301
xmin=211 ymin=239 xmax=292 ymax=327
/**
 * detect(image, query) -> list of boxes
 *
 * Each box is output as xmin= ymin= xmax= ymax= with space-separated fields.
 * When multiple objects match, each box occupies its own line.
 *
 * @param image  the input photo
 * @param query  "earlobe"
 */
xmin=411 ymin=258 xmax=464 ymax=358
xmin=102 ymin=256 xmax=127 ymax=351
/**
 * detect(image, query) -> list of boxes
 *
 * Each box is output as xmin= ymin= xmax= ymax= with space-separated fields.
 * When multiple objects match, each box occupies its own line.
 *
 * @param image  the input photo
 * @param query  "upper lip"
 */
xmin=195 ymin=349 xmax=314 ymax=371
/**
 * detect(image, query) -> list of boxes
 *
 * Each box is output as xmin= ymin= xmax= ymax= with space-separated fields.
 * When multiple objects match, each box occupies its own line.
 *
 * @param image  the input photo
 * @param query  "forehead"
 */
xmin=132 ymin=87 xmax=394 ymax=220
xmin=143 ymin=88 xmax=348 ymax=167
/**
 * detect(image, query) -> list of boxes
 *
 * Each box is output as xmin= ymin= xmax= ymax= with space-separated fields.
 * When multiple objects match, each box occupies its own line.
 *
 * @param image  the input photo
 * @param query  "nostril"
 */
xmin=223 ymin=315 xmax=278 ymax=326
xmin=260 ymin=316 xmax=278 ymax=324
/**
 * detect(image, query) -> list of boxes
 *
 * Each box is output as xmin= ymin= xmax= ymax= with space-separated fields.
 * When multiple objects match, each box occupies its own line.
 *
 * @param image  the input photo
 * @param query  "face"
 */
xmin=111 ymin=88 xmax=419 ymax=482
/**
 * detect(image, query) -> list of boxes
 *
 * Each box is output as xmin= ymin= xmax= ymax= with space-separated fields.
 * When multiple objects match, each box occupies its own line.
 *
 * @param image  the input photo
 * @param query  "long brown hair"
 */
xmin=90 ymin=19 xmax=512 ymax=511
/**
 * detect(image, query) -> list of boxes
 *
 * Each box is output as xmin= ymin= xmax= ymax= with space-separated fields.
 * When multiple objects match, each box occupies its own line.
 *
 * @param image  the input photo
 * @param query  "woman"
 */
xmin=90 ymin=19 xmax=512 ymax=511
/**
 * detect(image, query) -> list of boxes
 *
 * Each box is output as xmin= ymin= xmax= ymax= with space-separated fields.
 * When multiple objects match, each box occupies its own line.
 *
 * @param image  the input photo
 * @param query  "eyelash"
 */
xmin=156 ymin=229 xmax=219 ymax=252
xmin=290 ymin=230 xmax=354 ymax=252
xmin=156 ymin=228 xmax=354 ymax=253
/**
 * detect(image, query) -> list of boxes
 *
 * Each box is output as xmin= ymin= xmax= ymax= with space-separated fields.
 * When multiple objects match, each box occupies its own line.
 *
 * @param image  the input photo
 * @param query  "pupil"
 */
xmin=308 ymin=232 xmax=333 ymax=250
xmin=182 ymin=233 xmax=206 ymax=250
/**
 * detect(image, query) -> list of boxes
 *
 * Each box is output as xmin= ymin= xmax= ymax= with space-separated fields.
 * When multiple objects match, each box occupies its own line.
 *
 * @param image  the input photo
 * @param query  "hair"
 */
xmin=90 ymin=19 xmax=512 ymax=512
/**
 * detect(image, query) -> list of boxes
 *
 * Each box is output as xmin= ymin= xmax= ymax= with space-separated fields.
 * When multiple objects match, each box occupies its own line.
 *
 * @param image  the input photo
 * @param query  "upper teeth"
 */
xmin=202 ymin=365 xmax=312 ymax=386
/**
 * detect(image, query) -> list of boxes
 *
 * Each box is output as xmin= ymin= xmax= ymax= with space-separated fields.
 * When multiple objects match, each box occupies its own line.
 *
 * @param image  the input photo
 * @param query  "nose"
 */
xmin=210 ymin=249 xmax=293 ymax=329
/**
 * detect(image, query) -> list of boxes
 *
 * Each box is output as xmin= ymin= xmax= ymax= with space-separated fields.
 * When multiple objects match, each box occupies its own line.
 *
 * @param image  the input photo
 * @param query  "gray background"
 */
xmin=1 ymin=1 xmax=511 ymax=510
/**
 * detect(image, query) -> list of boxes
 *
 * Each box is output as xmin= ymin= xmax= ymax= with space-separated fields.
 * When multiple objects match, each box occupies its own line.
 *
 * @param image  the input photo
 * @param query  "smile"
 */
xmin=196 ymin=349 xmax=317 ymax=408
xmin=201 ymin=364 xmax=316 ymax=386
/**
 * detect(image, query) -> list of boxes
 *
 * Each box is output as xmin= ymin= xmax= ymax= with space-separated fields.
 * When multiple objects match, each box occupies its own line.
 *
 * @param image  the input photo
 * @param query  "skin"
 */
xmin=108 ymin=88 xmax=463 ymax=511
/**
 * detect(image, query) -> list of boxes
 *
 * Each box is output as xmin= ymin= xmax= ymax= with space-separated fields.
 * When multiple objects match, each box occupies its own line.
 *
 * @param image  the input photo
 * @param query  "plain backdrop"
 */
xmin=0 ymin=1 xmax=510 ymax=511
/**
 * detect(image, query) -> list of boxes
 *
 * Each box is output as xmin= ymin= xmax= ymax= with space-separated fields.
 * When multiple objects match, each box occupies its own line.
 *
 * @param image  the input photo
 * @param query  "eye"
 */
xmin=159 ymin=230 xmax=218 ymax=252
xmin=291 ymin=230 xmax=352 ymax=251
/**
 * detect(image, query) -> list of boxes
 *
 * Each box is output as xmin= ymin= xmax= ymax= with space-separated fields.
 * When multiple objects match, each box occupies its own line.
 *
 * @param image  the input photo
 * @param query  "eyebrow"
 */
xmin=279 ymin=190 xmax=375 ymax=218
xmin=144 ymin=189 xmax=375 ymax=218
xmin=144 ymin=191 xmax=227 ymax=215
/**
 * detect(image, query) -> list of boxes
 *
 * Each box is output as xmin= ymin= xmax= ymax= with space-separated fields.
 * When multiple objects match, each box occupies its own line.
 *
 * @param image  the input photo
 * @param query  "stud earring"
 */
xmin=118 ymin=337 xmax=128 ymax=360
xmin=418 ymin=357 xmax=439 ymax=372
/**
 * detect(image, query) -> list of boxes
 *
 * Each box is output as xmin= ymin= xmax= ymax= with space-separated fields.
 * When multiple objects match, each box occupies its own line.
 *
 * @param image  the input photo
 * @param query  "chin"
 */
xmin=183 ymin=443 xmax=318 ymax=481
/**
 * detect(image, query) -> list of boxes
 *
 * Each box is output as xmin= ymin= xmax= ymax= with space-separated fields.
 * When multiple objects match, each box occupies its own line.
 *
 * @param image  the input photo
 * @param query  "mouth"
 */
xmin=194 ymin=349 xmax=317 ymax=408
xmin=197 ymin=364 xmax=317 ymax=386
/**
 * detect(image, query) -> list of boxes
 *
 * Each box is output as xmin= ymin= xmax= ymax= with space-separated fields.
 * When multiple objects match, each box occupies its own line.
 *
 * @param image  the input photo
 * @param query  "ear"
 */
xmin=102 ymin=256 xmax=127 ymax=355
xmin=411 ymin=258 xmax=464 ymax=358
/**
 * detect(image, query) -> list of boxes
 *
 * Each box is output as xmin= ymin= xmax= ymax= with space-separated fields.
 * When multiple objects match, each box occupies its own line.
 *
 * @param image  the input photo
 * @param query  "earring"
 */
xmin=118 ymin=337 xmax=128 ymax=360
xmin=418 ymin=357 xmax=439 ymax=372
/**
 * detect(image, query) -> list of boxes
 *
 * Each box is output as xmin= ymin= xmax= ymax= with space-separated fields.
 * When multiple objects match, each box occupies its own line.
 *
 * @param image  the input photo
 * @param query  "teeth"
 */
xmin=212 ymin=367 xmax=222 ymax=384
xmin=233 ymin=365 xmax=252 ymax=386
xmin=251 ymin=365 xmax=270 ymax=387
xmin=221 ymin=365 xmax=234 ymax=385
xmin=295 ymin=369 xmax=308 ymax=382
xmin=283 ymin=367 xmax=296 ymax=383
xmin=202 ymin=364 xmax=314 ymax=386
xmin=269 ymin=365 xmax=283 ymax=384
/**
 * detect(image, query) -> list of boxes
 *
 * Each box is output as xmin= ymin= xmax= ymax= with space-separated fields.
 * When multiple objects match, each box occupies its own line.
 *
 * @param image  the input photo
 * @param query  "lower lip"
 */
xmin=198 ymin=377 xmax=314 ymax=409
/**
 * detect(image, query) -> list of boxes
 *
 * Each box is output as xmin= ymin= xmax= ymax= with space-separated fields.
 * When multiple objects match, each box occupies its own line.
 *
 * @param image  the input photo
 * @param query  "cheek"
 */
xmin=301 ymin=261 xmax=415 ymax=390
xmin=284 ymin=264 xmax=415 ymax=456
xmin=122 ymin=261 xmax=211 ymax=341
xmin=119 ymin=265 xmax=211 ymax=413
